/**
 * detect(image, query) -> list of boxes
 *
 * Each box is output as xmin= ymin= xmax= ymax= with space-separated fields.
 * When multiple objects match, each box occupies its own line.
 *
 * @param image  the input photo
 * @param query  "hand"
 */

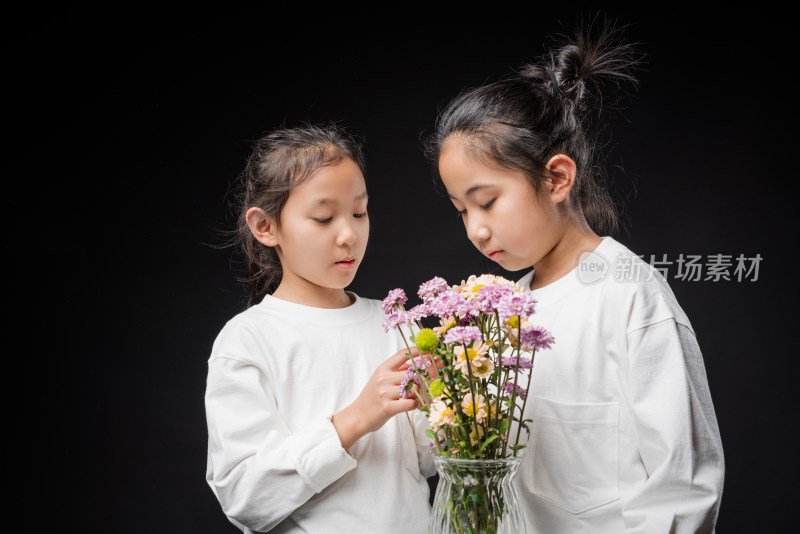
xmin=333 ymin=346 xmax=421 ymax=451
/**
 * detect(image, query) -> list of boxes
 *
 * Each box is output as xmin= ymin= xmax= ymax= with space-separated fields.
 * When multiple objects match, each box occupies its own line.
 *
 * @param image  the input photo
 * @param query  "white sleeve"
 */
xmin=410 ymin=409 xmax=437 ymax=478
xmin=204 ymin=356 xmax=357 ymax=532
xmin=623 ymin=319 xmax=725 ymax=533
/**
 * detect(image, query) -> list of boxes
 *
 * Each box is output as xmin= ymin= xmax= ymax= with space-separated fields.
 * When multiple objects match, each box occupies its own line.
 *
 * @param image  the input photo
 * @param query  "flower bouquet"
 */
xmin=382 ymin=274 xmax=555 ymax=534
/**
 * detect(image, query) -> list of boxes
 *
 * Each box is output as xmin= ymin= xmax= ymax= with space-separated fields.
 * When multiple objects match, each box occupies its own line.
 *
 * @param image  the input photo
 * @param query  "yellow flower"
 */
xmin=469 ymin=424 xmax=486 ymax=446
xmin=461 ymin=393 xmax=488 ymax=424
xmin=453 ymin=342 xmax=493 ymax=378
xmin=503 ymin=317 xmax=532 ymax=349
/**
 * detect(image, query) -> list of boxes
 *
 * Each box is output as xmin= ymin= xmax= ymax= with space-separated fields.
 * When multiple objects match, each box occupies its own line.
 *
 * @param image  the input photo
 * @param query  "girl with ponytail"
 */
xmin=425 ymin=19 xmax=724 ymax=533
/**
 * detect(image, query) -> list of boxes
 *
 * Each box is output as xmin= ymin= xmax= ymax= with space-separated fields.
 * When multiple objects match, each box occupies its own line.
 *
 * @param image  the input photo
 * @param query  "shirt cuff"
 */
xmin=285 ymin=414 xmax=357 ymax=493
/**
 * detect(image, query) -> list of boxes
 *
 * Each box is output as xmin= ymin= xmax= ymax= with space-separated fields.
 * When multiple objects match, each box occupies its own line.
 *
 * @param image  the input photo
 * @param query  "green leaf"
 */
xmin=499 ymin=419 xmax=510 ymax=434
xmin=479 ymin=434 xmax=500 ymax=452
xmin=425 ymin=429 xmax=437 ymax=441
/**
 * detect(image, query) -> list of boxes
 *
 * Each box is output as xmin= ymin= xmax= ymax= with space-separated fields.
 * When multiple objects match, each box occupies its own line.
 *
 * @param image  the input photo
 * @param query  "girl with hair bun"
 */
xmin=425 ymin=19 xmax=725 ymax=533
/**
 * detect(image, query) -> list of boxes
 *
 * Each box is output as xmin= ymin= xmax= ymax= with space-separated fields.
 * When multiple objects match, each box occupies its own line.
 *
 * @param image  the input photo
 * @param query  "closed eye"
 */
xmin=353 ymin=212 xmax=367 ymax=219
xmin=314 ymin=217 xmax=332 ymax=224
xmin=480 ymin=199 xmax=495 ymax=210
xmin=456 ymin=208 xmax=467 ymax=218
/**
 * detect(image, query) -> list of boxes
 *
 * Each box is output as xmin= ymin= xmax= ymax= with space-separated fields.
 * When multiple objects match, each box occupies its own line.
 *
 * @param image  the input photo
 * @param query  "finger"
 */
xmin=390 ymin=398 xmax=419 ymax=414
xmin=384 ymin=346 xmax=420 ymax=370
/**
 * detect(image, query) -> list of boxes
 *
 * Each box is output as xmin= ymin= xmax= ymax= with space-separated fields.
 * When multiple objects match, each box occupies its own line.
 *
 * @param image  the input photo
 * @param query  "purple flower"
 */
xmin=399 ymin=366 xmax=420 ymax=398
xmin=476 ymin=285 xmax=514 ymax=314
xmin=382 ymin=311 xmax=411 ymax=332
xmin=418 ymin=276 xmax=450 ymax=302
xmin=520 ymin=325 xmax=555 ymax=352
xmin=502 ymin=381 xmax=527 ymax=400
xmin=497 ymin=292 xmax=537 ymax=320
xmin=444 ymin=326 xmax=482 ymax=345
xmin=500 ymin=356 xmax=534 ymax=370
xmin=382 ymin=288 xmax=408 ymax=314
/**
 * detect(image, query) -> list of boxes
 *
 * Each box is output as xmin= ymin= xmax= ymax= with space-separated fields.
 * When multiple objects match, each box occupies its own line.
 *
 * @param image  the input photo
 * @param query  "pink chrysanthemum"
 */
xmin=382 ymin=311 xmax=411 ymax=332
xmin=382 ymin=288 xmax=408 ymax=314
xmin=457 ymin=298 xmax=480 ymax=319
xmin=418 ymin=276 xmax=450 ymax=302
xmin=497 ymin=292 xmax=537 ymax=320
xmin=444 ymin=326 xmax=482 ymax=345
xmin=476 ymin=285 xmax=515 ymax=314
xmin=407 ymin=303 xmax=431 ymax=321
xmin=428 ymin=290 xmax=463 ymax=318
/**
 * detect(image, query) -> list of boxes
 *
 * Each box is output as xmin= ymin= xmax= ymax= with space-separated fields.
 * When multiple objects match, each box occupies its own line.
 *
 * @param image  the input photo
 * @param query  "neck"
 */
xmin=529 ymin=222 xmax=603 ymax=291
xmin=272 ymin=279 xmax=354 ymax=309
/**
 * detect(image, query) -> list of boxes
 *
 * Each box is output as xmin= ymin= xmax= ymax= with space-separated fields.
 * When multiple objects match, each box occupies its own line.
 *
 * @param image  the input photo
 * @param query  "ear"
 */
xmin=245 ymin=207 xmax=279 ymax=247
xmin=544 ymin=154 xmax=577 ymax=204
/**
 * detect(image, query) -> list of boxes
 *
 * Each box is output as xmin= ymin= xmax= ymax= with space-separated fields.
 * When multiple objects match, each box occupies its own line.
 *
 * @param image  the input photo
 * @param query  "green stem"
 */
xmin=462 ymin=342 xmax=483 ymax=459
xmin=492 ymin=311 xmax=503 ymax=441
xmin=514 ymin=348 xmax=536 ymax=448
xmin=440 ymin=360 xmax=471 ymax=454
xmin=502 ymin=317 xmax=522 ymax=457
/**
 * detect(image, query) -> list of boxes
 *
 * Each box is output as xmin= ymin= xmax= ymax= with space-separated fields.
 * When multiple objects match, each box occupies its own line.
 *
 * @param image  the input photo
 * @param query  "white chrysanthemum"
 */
xmin=428 ymin=399 xmax=457 ymax=430
xmin=453 ymin=341 xmax=493 ymax=378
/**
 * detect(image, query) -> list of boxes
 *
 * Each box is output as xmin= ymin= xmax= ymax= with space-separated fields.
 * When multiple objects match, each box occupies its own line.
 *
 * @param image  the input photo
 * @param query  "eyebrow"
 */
xmin=313 ymin=192 xmax=369 ymax=205
xmin=447 ymin=183 xmax=493 ymax=200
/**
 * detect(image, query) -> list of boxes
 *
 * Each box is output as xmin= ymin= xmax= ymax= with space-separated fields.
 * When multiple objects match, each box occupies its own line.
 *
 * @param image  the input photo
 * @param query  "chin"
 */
xmin=496 ymin=258 xmax=527 ymax=272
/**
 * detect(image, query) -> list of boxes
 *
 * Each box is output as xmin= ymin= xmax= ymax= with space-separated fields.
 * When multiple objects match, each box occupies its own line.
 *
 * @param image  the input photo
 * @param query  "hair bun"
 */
xmin=522 ymin=16 xmax=643 ymax=114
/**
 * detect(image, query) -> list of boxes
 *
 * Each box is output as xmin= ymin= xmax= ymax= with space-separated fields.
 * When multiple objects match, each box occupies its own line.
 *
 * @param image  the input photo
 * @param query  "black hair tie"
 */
xmin=545 ymin=67 xmax=564 ymax=96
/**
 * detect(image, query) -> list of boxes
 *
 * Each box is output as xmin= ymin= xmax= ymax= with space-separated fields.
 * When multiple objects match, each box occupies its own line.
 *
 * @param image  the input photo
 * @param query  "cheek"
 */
xmin=358 ymin=220 xmax=370 ymax=242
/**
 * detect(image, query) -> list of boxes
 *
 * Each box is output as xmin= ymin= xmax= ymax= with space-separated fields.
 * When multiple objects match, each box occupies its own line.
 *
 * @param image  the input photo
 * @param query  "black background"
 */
xmin=7 ymin=7 xmax=796 ymax=533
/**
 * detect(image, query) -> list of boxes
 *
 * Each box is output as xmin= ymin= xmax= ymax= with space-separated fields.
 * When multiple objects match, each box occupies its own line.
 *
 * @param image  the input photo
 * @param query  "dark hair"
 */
xmin=233 ymin=122 xmax=366 ymax=307
xmin=424 ymin=17 xmax=643 ymax=235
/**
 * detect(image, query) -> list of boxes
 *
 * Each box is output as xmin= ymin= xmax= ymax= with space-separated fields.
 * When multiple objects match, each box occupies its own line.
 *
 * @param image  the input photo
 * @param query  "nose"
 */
xmin=336 ymin=219 xmax=357 ymax=247
xmin=465 ymin=214 xmax=491 ymax=245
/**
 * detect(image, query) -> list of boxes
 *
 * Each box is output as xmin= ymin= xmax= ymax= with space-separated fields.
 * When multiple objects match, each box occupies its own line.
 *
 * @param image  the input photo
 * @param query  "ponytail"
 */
xmin=425 ymin=16 xmax=643 ymax=235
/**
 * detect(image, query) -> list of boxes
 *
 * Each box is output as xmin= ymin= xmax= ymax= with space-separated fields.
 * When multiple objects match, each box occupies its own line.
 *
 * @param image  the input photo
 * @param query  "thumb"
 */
xmin=391 ymin=397 xmax=419 ymax=414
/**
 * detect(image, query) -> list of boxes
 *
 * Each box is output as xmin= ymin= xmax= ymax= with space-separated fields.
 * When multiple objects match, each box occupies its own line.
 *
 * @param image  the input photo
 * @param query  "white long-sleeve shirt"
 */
xmin=512 ymin=236 xmax=724 ymax=533
xmin=204 ymin=293 xmax=434 ymax=533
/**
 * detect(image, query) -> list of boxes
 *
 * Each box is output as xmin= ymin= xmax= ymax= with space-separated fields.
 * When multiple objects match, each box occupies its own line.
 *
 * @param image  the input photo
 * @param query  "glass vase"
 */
xmin=428 ymin=453 xmax=525 ymax=534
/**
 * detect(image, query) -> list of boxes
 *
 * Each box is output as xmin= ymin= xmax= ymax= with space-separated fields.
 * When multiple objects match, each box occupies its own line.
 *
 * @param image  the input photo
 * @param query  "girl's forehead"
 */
xmin=290 ymin=160 xmax=367 ymax=201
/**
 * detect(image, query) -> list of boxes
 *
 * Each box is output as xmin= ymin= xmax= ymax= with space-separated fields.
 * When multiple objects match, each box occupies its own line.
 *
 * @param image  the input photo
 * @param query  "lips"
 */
xmin=487 ymin=250 xmax=503 ymax=260
xmin=336 ymin=257 xmax=356 ymax=269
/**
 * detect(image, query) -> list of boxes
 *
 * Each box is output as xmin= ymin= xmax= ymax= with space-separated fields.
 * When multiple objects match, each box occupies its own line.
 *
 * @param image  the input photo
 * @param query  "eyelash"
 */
xmin=315 ymin=212 xmax=367 ymax=224
xmin=456 ymin=200 xmax=495 ymax=217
